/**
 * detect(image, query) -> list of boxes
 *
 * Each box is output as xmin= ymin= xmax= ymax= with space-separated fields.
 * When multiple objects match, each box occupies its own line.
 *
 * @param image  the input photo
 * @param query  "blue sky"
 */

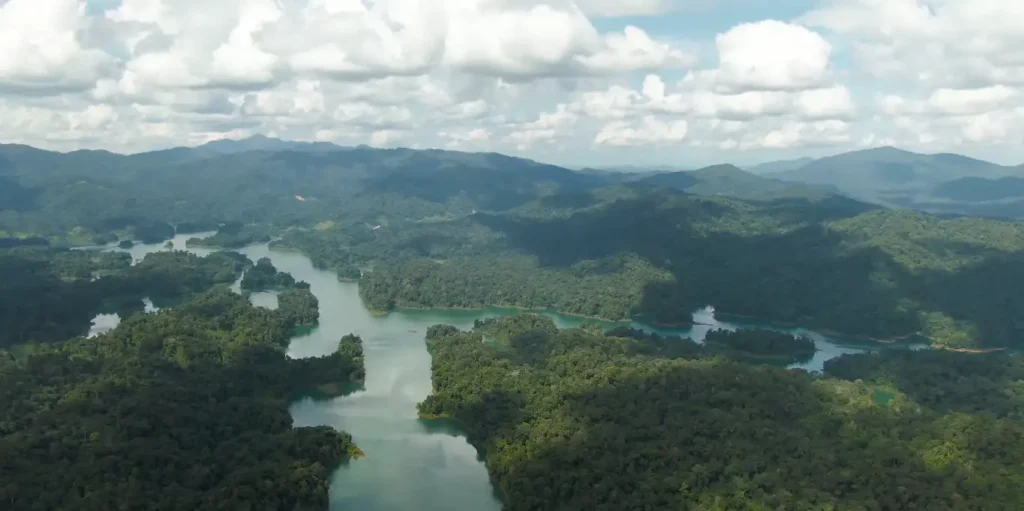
xmin=1 ymin=0 xmax=1022 ymax=167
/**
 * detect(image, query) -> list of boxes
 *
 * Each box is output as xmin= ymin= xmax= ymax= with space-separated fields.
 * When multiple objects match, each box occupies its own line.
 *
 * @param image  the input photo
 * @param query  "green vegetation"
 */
xmin=0 ymin=281 xmax=365 ymax=510
xmin=278 ymin=287 xmax=320 ymax=328
xmin=0 ymin=248 xmax=249 ymax=348
xmin=343 ymin=187 xmax=1024 ymax=349
xmin=241 ymin=257 xmax=297 ymax=291
xmin=186 ymin=223 xmax=274 ymax=249
xmin=825 ymin=350 xmax=1024 ymax=419
xmin=640 ymin=164 xmax=835 ymax=201
xmin=704 ymin=328 xmax=816 ymax=362
xmin=8 ymin=139 xmax=1024 ymax=509
xmin=5 ymin=141 xmax=1024 ymax=349
xmin=360 ymin=253 xmax=676 ymax=321
xmin=421 ymin=315 xmax=1024 ymax=510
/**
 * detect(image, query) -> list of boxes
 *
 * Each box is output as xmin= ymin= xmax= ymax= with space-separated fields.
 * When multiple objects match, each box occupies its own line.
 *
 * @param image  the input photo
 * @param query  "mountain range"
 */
xmin=743 ymin=147 xmax=1024 ymax=217
xmin=4 ymin=135 xmax=1024 ymax=243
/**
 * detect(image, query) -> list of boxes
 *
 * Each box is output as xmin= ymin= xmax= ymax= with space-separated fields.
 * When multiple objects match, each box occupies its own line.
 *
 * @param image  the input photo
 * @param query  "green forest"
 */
xmin=421 ymin=315 xmax=1024 ymax=510
xmin=703 ymin=328 xmax=817 ymax=363
xmin=290 ymin=186 xmax=1024 ymax=350
xmin=0 ymin=247 xmax=251 ymax=347
xmin=241 ymin=257 xmax=298 ymax=291
xmin=4 ymin=141 xmax=1024 ymax=348
xmin=0 ymin=247 xmax=366 ymax=510
xmin=5 ymin=141 xmax=1024 ymax=509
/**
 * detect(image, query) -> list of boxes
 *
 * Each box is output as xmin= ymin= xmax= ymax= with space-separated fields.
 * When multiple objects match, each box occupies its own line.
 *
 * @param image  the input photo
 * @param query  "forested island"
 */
xmin=704 ymin=328 xmax=816 ymax=363
xmin=241 ymin=257 xmax=298 ymax=290
xmin=186 ymin=223 xmax=274 ymax=249
xmin=0 ymin=270 xmax=366 ymax=509
xmin=0 ymin=247 xmax=250 ymax=347
xmin=420 ymin=315 xmax=1024 ymax=510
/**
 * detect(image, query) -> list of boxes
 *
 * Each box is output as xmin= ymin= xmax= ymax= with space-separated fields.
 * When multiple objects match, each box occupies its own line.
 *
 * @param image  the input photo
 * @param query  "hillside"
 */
xmin=745 ymin=157 xmax=815 ymax=174
xmin=639 ymin=164 xmax=835 ymax=201
xmin=776 ymin=147 xmax=1017 ymax=200
xmin=0 ymin=142 xmax=605 ymax=244
xmin=932 ymin=176 xmax=1024 ymax=202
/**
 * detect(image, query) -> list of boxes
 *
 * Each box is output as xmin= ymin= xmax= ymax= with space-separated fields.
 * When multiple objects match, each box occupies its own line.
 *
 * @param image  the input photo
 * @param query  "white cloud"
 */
xmin=575 ymin=0 xmax=677 ymax=17
xmin=441 ymin=127 xmax=491 ymax=148
xmin=711 ymin=20 xmax=833 ymax=92
xmin=575 ymin=26 xmax=696 ymax=73
xmin=742 ymin=120 xmax=851 ymax=150
xmin=927 ymin=86 xmax=1017 ymax=116
xmin=6 ymin=0 xmax=1023 ymax=163
xmin=594 ymin=116 xmax=688 ymax=146
xmin=0 ymin=0 xmax=117 ymax=92
xmin=795 ymin=86 xmax=855 ymax=120
xmin=802 ymin=0 xmax=1024 ymax=88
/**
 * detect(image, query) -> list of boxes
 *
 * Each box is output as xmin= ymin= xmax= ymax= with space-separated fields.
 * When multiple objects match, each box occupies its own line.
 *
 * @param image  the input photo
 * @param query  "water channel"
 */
xmin=92 ymin=234 xmax=927 ymax=510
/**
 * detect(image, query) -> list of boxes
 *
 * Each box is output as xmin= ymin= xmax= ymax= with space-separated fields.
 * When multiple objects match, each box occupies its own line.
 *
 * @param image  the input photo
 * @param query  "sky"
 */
xmin=1 ymin=0 xmax=1023 ymax=168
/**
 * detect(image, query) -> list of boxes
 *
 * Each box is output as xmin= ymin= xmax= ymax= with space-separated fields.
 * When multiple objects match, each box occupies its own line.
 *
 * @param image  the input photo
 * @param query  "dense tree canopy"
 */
xmin=0 ymin=288 xmax=365 ymax=510
xmin=825 ymin=350 xmax=1024 ymax=419
xmin=421 ymin=315 xmax=1024 ymax=510
xmin=704 ymin=328 xmax=816 ymax=363
xmin=0 ymin=248 xmax=249 ymax=348
xmin=6 ymin=140 xmax=1024 ymax=509
xmin=334 ymin=188 xmax=1024 ymax=349
xmin=241 ymin=257 xmax=298 ymax=291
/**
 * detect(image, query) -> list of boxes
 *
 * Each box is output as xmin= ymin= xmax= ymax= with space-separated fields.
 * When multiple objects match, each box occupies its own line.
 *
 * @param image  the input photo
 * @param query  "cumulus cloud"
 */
xmin=5 ymin=0 xmax=1021 ymax=162
xmin=711 ymin=20 xmax=833 ymax=92
xmin=0 ymin=0 xmax=118 ymax=92
xmin=802 ymin=0 xmax=1024 ymax=88
xmin=594 ymin=116 xmax=688 ymax=146
xmin=575 ymin=0 xmax=677 ymax=17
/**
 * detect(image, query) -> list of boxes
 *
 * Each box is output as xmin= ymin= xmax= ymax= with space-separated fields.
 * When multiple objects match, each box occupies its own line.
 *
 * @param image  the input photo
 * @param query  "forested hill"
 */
xmin=0 ymin=142 xmax=607 ymax=244
xmin=289 ymin=184 xmax=1024 ymax=351
xmin=637 ymin=164 xmax=836 ymax=201
xmin=421 ymin=316 xmax=1024 ymax=509
xmin=0 ymin=139 xmax=852 ymax=245
xmin=0 ymin=247 xmax=367 ymax=509
xmin=6 ymin=139 xmax=1024 ymax=350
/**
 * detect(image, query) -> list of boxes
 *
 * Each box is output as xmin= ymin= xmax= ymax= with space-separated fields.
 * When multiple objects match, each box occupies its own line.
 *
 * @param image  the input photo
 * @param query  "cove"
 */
xmin=95 ymin=236 xmax=927 ymax=510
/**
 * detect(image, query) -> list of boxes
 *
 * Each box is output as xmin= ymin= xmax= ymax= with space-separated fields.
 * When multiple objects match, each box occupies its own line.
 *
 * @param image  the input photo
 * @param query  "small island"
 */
xmin=117 ymin=239 xmax=134 ymax=249
xmin=186 ymin=223 xmax=273 ymax=248
xmin=241 ymin=257 xmax=297 ymax=291
xmin=336 ymin=264 xmax=362 ymax=281
xmin=704 ymin=328 xmax=816 ymax=362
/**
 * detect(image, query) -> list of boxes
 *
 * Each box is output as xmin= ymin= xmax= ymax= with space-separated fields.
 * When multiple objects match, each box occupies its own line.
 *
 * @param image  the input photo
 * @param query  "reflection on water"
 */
xmin=90 ymin=234 xmax=930 ymax=510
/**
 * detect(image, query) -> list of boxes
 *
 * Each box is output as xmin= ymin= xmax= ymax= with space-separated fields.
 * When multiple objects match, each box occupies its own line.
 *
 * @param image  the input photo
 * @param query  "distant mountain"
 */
xmin=933 ymin=176 xmax=1024 ymax=202
xmin=638 ymin=164 xmax=835 ymax=201
xmin=745 ymin=157 xmax=815 ymax=175
xmin=584 ymin=164 xmax=686 ymax=173
xmin=196 ymin=135 xmax=343 ymax=155
xmin=0 ymin=141 xmax=612 ymax=243
xmin=775 ymin=147 xmax=1017 ymax=200
xmin=133 ymin=135 xmax=344 ymax=164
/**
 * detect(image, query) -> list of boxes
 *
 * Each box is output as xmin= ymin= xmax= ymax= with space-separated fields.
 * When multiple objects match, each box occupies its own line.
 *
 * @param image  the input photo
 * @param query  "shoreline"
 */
xmin=941 ymin=346 xmax=1007 ymax=354
xmin=713 ymin=312 xmax=930 ymax=345
xmin=112 ymin=236 xmax=1012 ymax=354
xmin=372 ymin=303 xmax=642 ymax=324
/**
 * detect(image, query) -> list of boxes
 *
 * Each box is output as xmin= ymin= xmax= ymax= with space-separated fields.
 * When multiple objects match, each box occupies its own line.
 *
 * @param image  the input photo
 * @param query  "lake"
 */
xmin=93 ymin=236 xmax=927 ymax=510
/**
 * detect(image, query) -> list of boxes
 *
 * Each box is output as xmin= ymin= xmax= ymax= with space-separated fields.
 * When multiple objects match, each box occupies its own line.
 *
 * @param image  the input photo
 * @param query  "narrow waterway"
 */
xmin=93 ymin=236 xmax=927 ymax=510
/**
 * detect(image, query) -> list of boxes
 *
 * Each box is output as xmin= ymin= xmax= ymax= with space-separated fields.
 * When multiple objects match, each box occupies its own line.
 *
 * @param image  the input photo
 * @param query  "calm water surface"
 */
xmin=91 ymin=236 xmax=927 ymax=510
